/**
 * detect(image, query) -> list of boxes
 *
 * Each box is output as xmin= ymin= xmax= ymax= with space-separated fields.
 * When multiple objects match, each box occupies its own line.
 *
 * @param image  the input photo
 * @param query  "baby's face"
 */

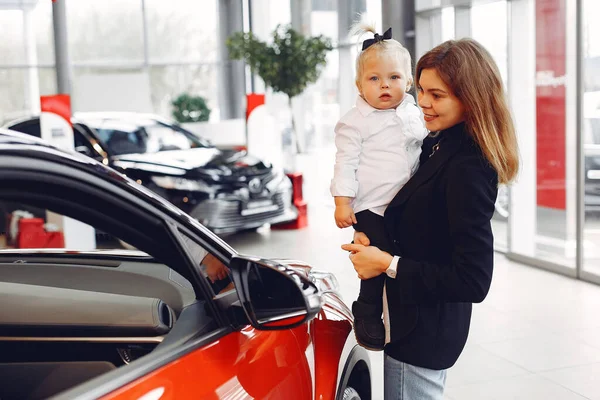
xmin=358 ymin=54 xmax=409 ymax=110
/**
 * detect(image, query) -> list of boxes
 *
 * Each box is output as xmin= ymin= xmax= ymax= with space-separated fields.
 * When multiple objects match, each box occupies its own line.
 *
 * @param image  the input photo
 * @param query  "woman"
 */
xmin=342 ymin=38 xmax=519 ymax=399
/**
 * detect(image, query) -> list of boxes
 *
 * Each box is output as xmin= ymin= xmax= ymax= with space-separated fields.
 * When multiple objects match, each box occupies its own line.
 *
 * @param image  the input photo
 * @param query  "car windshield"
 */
xmin=95 ymin=122 xmax=209 ymax=156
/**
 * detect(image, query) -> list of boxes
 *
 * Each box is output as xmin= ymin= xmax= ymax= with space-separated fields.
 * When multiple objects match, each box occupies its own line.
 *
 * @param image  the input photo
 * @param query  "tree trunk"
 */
xmin=289 ymin=97 xmax=302 ymax=154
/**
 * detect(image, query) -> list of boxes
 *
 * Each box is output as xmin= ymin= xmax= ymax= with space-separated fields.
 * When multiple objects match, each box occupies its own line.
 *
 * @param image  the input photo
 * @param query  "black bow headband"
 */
xmin=361 ymin=27 xmax=392 ymax=51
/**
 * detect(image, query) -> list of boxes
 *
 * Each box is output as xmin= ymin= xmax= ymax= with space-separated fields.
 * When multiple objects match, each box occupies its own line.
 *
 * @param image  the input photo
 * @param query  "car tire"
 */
xmin=343 ymin=386 xmax=361 ymax=400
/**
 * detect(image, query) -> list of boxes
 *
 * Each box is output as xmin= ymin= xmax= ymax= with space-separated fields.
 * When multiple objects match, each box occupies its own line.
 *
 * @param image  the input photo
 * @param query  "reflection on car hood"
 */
xmin=272 ymin=258 xmax=313 ymax=277
xmin=112 ymin=148 xmax=271 ymax=180
xmin=272 ymin=259 xmax=342 ymax=296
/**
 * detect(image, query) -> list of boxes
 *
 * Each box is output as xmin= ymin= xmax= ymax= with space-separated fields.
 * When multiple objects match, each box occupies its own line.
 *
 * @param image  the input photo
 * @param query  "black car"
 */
xmin=4 ymin=113 xmax=297 ymax=234
xmin=584 ymin=116 xmax=600 ymax=211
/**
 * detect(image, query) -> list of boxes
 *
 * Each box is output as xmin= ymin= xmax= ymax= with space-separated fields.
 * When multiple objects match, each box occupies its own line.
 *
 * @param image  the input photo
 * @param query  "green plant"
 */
xmin=227 ymin=24 xmax=333 ymax=152
xmin=171 ymin=93 xmax=211 ymax=123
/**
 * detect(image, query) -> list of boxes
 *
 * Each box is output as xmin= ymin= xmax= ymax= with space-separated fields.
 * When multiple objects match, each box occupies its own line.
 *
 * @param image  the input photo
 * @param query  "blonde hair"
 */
xmin=350 ymin=22 xmax=413 ymax=92
xmin=416 ymin=38 xmax=519 ymax=184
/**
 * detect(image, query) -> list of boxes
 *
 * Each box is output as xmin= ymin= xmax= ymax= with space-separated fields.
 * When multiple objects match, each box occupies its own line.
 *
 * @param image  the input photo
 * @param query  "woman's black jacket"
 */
xmin=383 ymin=122 xmax=499 ymax=370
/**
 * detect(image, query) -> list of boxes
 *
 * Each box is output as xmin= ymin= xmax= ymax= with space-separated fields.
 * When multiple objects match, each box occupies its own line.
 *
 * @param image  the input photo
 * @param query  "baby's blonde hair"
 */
xmin=350 ymin=22 xmax=413 ymax=92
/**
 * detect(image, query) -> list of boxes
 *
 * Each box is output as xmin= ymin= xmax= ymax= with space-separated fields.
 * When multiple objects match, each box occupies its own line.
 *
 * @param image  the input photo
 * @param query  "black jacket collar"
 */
xmin=386 ymin=122 xmax=469 ymax=211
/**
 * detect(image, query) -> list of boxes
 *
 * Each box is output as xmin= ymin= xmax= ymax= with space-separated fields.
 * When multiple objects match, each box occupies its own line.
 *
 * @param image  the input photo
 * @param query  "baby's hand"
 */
xmin=335 ymin=204 xmax=357 ymax=228
xmin=353 ymin=231 xmax=371 ymax=246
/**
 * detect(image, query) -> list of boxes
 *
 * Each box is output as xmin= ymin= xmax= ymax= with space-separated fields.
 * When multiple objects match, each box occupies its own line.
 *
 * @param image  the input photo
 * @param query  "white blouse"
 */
xmin=330 ymin=94 xmax=428 ymax=216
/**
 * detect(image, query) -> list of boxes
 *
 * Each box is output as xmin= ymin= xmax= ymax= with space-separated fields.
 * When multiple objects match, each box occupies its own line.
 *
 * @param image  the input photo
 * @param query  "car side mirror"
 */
xmin=229 ymin=255 xmax=322 ymax=330
xmin=75 ymin=145 xmax=92 ymax=157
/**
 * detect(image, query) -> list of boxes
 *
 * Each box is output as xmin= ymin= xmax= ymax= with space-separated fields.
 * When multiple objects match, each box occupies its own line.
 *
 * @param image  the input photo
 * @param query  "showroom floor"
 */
xmin=226 ymin=146 xmax=600 ymax=400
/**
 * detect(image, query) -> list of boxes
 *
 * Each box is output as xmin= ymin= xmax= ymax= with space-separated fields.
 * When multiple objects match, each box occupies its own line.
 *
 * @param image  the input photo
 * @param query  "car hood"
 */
xmin=111 ymin=148 xmax=271 ymax=181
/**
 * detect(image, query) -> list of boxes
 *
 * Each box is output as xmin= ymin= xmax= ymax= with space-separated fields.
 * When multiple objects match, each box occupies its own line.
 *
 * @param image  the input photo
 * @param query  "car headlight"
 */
xmin=587 ymin=170 xmax=600 ymax=180
xmin=151 ymin=176 xmax=215 ymax=193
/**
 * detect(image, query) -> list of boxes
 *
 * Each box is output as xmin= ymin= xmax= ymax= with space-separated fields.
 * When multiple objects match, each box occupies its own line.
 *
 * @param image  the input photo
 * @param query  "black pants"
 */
xmin=353 ymin=209 xmax=392 ymax=307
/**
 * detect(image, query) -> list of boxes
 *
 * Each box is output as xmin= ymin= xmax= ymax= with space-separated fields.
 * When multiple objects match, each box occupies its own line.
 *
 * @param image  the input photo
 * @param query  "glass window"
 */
xmin=67 ymin=0 xmax=145 ymax=64
xmin=0 ymin=67 xmax=57 ymax=125
xmin=471 ymin=1 xmax=508 ymax=85
xmin=441 ymin=7 xmax=455 ymax=42
xmin=179 ymin=232 xmax=234 ymax=297
xmin=93 ymin=120 xmax=207 ymax=156
xmin=32 ymin=1 xmax=55 ymax=66
xmin=583 ymin=0 xmax=600 ymax=276
xmin=508 ymin=0 xmax=575 ymax=270
xmin=73 ymin=128 xmax=98 ymax=157
xmin=0 ymin=203 xmax=137 ymax=252
xmin=471 ymin=1 xmax=509 ymax=251
xmin=310 ymin=48 xmax=340 ymax=149
xmin=144 ymin=0 xmax=218 ymax=63
xmin=0 ymin=4 xmax=54 ymax=66
xmin=0 ymin=69 xmax=27 ymax=124
xmin=39 ymin=67 xmax=58 ymax=97
xmin=96 ymin=127 xmax=146 ymax=155
xmin=0 ymin=10 xmax=26 ymax=66
xmin=149 ymin=65 xmax=219 ymax=121
xmin=8 ymin=119 xmax=41 ymax=138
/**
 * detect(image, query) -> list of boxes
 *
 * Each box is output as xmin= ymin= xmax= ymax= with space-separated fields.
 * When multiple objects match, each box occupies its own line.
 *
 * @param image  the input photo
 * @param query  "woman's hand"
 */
xmin=341 ymin=243 xmax=393 ymax=280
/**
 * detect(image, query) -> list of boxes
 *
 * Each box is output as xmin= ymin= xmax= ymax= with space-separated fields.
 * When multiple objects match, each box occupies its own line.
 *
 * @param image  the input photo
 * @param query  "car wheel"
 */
xmin=343 ymin=386 xmax=361 ymax=400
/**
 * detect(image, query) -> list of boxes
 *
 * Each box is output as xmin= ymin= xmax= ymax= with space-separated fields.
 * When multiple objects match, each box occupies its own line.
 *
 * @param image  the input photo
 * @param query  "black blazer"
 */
xmin=383 ymin=122 xmax=498 ymax=370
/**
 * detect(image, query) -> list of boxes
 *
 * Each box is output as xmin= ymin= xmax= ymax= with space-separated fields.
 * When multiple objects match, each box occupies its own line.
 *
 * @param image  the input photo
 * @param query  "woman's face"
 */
xmin=417 ymin=68 xmax=466 ymax=132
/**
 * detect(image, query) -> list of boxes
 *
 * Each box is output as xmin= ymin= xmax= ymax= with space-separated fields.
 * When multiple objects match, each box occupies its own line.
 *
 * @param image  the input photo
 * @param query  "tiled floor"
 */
xmin=226 ymin=148 xmax=600 ymax=400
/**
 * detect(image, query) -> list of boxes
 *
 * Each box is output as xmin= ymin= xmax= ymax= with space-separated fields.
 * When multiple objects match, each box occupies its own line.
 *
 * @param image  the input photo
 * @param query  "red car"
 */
xmin=0 ymin=129 xmax=371 ymax=400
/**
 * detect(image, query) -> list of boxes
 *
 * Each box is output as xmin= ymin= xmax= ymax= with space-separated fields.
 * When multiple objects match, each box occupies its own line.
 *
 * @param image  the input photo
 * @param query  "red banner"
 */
xmin=246 ymin=93 xmax=265 ymax=121
xmin=40 ymin=94 xmax=73 ymax=150
xmin=40 ymin=94 xmax=72 ymax=127
xmin=536 ymin=0 xmax=567 ymax=209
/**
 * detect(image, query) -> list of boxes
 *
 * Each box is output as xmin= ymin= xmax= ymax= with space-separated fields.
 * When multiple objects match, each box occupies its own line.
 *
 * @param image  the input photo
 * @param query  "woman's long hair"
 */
xmin=416 ymin=39 xmax=519 ymax=184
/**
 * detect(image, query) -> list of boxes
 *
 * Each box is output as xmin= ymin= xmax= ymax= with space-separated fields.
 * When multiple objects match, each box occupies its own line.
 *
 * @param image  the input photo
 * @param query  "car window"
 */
xmin=167 ymin=122 xmax=212 ymax=148
xmin=97 ymin=127 xmax=147 ymax=155
xmin=0 ymin=201 xmax=142 ymax=253
xmin=10 ymin=121 xmax=100 ymax=159
xmin=92 ymin=119 xmax=210 ymax=154
xmin=8 ymin=120 xmax=41 ymax=138
xmin=73 ymin=127 xmax=102 ymax=158
xmin=145 ymin=125 xmax=192 ymax=152
xmin=179 ymin=231 xmax=235 ymax=297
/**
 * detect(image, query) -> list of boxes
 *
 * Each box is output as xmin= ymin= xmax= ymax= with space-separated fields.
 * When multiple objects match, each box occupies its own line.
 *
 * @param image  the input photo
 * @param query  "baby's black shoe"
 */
xmin=352 ymin=300 xmax=385 ymax=351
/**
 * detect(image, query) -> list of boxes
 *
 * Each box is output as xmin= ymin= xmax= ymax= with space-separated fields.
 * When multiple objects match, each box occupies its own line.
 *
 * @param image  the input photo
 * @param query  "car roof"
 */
xmin=0 ymin=127 xmax=49 ymax=146
xmin=3 ymin=112 xmax=173 ymax=129
xmin=74 ymin=112 xmax=174 ymax=127
xmin=81 ymin=118 xmax=144 ymax=133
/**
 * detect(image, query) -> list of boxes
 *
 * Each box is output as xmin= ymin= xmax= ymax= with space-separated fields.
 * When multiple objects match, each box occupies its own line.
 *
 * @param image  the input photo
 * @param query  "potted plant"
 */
xmin=226 ymin=24 xmax=332 ymax=153
xmin=171 ymin=93 xmax=211 ymax=123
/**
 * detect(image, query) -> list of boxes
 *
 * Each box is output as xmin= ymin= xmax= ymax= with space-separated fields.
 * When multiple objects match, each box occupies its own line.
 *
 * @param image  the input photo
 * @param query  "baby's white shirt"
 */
xmin=330 ymin=94 xmax=428 ymax=216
